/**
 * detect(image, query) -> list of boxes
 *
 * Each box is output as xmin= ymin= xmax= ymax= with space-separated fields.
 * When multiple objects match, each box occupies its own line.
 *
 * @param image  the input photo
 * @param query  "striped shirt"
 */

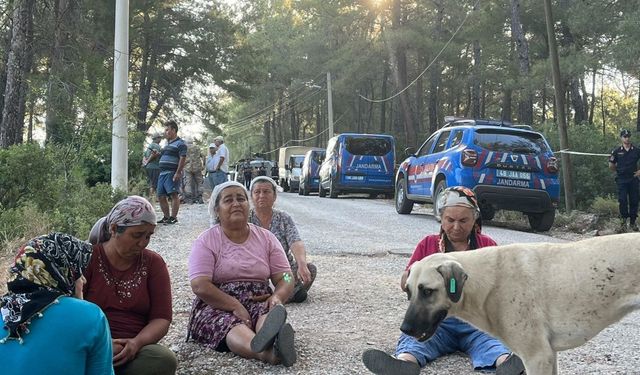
xmin=159 ymin=137 xmax=187 ymax=174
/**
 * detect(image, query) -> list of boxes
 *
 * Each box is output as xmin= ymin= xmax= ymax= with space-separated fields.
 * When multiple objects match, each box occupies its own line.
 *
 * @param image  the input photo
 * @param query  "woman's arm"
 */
xmin=112 ymin=318 xmax=170 ymax=366
xmin=290 ymin=241 xmax=312 ymax=284
xmin=267 ymin=271 xmax=295 ymax=308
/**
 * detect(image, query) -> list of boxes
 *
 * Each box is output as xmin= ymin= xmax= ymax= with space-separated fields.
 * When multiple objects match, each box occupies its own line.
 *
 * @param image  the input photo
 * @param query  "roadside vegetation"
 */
xmin=1 ymin=1 xmax=639 ymax=252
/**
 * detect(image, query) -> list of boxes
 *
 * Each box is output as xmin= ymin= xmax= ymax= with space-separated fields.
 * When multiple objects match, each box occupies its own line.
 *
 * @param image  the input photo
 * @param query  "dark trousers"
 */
xmin=617 ymin=178 xmax=639 ymax=223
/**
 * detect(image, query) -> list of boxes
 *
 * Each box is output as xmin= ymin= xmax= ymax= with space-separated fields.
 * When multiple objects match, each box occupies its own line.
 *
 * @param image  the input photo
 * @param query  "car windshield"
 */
xmin=473 ymin=129 xmax=549 ymax=154
xmin=345 ymin=137 xmax=392 ymax=156
xmin=290 ymin=156 xmax=305 ymax=168
xmin=312 ymin=152 xmax=325 ymax=164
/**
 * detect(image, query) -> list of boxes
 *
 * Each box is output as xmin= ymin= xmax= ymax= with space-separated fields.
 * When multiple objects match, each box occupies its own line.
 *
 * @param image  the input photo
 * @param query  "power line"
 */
xmin=360 ymin=0 xmax=481 ymax=104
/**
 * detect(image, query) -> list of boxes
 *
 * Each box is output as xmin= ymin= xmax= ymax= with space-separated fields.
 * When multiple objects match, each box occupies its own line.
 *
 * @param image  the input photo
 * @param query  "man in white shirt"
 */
xmin=210 ymin=135 xmax=229 ymax=189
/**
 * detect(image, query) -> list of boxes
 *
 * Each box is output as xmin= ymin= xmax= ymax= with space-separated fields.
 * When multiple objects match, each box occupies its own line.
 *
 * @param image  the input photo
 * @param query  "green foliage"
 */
xmin=590 ymin=196 xmax=619 ymax=220
xmin=540 ymin=121 xmax=618 ymax=209
xmin=0 ymin=143 xmax=126 ymax=245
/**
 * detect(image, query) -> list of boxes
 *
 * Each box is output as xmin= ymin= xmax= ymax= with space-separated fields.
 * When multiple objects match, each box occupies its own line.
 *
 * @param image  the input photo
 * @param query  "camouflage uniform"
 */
xmin=183 ymin=145 xmax=205 ymax=203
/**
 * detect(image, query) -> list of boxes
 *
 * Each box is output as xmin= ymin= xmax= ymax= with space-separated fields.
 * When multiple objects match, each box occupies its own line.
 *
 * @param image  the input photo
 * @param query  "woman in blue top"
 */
xmin=0 ymin=233 xmax=114 ymax=375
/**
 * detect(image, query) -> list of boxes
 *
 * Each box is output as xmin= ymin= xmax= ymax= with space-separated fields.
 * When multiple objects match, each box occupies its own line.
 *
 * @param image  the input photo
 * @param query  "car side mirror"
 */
xmin=404 ymin=147 xmax=416 ymax=157
xmin=285 ymin=164 xmax=290 ymax=170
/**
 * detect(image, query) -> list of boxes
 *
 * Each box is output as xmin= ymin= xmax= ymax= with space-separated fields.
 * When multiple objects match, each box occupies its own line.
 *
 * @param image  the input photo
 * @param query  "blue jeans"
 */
xmin=395 ymin=317 xmax=509 ymax=370
xmin=210 ymin=170 xmax=227 ymax=188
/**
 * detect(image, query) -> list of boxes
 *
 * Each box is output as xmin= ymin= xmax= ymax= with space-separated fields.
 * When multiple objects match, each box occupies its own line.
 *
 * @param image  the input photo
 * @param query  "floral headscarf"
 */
xmin=88 ymin=195 xmax=156 ymax=245
xmin=1 ymin=233 xmax=93 ymax=343
xmin=437 ymin=186 xmax=483 ymax=252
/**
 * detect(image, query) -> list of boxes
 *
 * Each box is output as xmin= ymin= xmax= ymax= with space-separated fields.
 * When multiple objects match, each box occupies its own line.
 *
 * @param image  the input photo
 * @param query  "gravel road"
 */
xmin=152 ymin=194 xmax=640 ymax=374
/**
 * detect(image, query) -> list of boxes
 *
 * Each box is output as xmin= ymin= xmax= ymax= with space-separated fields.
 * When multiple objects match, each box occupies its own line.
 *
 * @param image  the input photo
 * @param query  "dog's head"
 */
xmin=400 ymin=254 xmax=468 ymax=341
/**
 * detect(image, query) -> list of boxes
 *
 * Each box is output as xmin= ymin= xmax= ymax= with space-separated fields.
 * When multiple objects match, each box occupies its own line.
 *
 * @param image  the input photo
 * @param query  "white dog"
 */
xmin=401 ymin=233 xmax=640 ymax=375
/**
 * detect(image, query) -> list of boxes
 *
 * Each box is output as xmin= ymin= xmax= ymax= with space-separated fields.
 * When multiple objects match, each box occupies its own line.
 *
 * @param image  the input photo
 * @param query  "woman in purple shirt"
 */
xmin=187 ymin=181 xmax=297 ymax=367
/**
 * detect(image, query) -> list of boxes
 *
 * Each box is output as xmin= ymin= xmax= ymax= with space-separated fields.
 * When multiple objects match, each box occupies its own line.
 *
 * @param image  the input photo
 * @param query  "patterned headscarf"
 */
xmin=1 ymin=233 xmax=93 ymax=342
xmin=437 ymin=186 xmax=483 ymax=252
xmin=209 ymin=181 xmax=248 ymax=226
xmin=88 ymin=195 xmax=156 ymax=245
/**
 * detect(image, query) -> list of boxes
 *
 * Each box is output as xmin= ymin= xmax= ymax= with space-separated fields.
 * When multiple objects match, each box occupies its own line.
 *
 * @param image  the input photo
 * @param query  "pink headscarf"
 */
xmin=88 ymin=195 xmax=156 ymax=244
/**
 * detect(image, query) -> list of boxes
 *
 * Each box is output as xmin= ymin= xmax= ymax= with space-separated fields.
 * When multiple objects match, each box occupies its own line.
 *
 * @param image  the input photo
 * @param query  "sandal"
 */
xmin=250 ymin=304 xmax=287 ymax=353
xmin=274 ymin=323 xmax=296 ymax=367
xmin=496 ymin=353 xmax=526 ymax=375
xmin=362 ymin=349 xmax=420 ymax=375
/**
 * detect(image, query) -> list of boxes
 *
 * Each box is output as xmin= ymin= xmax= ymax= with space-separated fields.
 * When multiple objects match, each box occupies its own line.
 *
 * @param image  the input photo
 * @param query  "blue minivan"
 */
xmin=299 ymin=149 xmax=326 ymax=196
xmin=318 ymin=133 xmax=395 ymax=198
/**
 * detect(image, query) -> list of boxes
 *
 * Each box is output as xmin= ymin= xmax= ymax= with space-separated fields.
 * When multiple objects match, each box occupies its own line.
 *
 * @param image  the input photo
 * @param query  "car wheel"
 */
xmin=318 ymin=183 xmax=326 ymax=197
xmin=480 ymin=204 xmax=495 ymax=221
xmin=303 ymin=179 xmax=310 ymax=196
xmin=329 ymin=178 xmax=338 ymax=198
xmin=395 ymin=178 xmax=414 ymax=214
xmin=527 ymin=210 xmax=555 ymax=232
xmin=369 ymin=193 xmax=378 ymax=199
xmin=433 ymin=180 xmax=448 ymax=222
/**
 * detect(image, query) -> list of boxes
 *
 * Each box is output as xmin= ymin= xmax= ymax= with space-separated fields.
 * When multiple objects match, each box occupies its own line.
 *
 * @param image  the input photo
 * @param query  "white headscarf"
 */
xmin=208 ymin=181 xmax=248 ymax=226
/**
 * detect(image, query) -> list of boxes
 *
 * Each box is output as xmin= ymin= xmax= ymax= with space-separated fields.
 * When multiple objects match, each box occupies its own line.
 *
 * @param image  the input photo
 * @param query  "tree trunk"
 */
xmin=501 ymin=88 xmax=512 ymax=121
xmin=137 ymin=7 xmax=159 ymax=133
xmin=428 ymin=1 xmax=444 ymax=134
xmin=0 ymin=27 xmax=13 ymax=121
xmin=636 ymin=77 xmax=640 ymax=133
xmin=588 ymin=68 xmax=597 ymax=125
xmin=391 ymin=0 xmax=418 ymax=147
xmin=510 ymin=0 xmax=533 ymax=124
xmin=471 ymin=40 xmax=481 ymax=119
xmin=0 ymin=0 xmax=35 ymax=148
xmin=380 ymin=63 xmax=388 ymax=133
xmin=45 ymin=0 xmax=79 ymax=143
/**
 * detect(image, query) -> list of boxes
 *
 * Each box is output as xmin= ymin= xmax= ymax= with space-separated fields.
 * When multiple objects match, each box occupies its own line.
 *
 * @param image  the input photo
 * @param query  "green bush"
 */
xmin=539 ymin=122 xmax=618 ymax=210
xmin=590 ymin=195 xmax=619 ymax=219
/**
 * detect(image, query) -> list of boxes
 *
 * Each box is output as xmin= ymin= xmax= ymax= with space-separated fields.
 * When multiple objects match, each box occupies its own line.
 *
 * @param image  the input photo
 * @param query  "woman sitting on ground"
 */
xmin=187 ymin=181 xmax=297 ymax=367
xmin=248 ymin=176 xmax=317 ymax=303
xmin=362 ymin=187 xmax=525 ymax=375
xmin=0 ymin=233 xmax=113 ymax=374
xmin=87 ymin=196 xmax=177 ymax=375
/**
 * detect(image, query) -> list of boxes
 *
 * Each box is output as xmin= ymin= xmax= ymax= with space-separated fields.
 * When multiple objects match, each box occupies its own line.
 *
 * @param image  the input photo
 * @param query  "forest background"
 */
xmin=0 ymin=0 xmax=639 ymax=250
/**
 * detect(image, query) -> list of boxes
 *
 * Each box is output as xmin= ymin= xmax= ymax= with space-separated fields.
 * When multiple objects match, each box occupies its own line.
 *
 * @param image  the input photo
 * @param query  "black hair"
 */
xmin=165 ymin=119 xmax=178 ymax=132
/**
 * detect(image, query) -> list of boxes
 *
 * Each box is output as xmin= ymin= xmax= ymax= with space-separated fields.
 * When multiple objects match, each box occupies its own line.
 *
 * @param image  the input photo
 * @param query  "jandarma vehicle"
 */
xmin=299 ymin=149 xmax=326 ymax=196
xmin=395 ymin=117 xmax=560 ymax=231
xmin=319 ymin=133 xmax=395 ymax=198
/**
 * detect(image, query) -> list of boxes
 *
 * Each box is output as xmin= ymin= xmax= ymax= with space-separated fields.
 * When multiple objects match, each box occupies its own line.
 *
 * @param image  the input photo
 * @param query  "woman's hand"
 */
xmin=232 ymin=303 xmax=253 ymax=328
xmin=265 ymin=294 xmax=284 ymax=309
xmin=112 ymin=338 xmax=141 ymax=367
xmin=297 ymin=262 xmax=312 ymax=285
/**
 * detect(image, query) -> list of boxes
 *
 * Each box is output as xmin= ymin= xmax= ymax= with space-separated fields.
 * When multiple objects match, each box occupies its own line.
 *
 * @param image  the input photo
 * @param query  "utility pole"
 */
xmin=327 ymin=72 xmax=334 ymax=138
xmin=111 ymin=0 xmax=129 ymax=191
xmin=543 ymin=0 xmax=575 ymax=211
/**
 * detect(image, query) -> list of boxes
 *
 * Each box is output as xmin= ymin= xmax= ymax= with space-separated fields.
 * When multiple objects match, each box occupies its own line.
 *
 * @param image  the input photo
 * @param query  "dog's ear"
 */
xmin=436 ymin=262 xmax=468 ymax=303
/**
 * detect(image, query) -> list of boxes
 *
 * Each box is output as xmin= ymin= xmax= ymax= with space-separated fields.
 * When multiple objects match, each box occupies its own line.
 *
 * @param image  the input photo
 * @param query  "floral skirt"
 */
xmin=186 ymin=281 xmax=271 ymax=351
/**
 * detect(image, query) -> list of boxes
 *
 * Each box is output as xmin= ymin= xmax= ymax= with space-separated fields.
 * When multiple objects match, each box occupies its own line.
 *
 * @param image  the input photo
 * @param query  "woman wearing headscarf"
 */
xmin=362 ymin=187 xmax=526 ymax=375
xmin=86 ymin=195 xmax=177 ymax=375
xmin=0 ymin=233 xmax=113 ymax=374
xmin=248 ymin=176 xmax=317 ymax=303
xmin=187 ymin=181 xmax=297 ymax=367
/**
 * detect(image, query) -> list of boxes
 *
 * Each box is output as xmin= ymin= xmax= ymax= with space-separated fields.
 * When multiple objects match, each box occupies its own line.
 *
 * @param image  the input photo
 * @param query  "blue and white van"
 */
xmin=318 ymin=133 xmax=395 ymax=198
xmin=299 ymin=149 xmax=326 ymax=196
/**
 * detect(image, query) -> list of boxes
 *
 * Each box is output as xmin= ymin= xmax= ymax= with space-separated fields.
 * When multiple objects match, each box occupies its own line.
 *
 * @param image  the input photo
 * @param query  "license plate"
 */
xmin=496 ymin=169 xmax=530 ymax=180
xmin=346 ymin=175 xmax=364 ymax=181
